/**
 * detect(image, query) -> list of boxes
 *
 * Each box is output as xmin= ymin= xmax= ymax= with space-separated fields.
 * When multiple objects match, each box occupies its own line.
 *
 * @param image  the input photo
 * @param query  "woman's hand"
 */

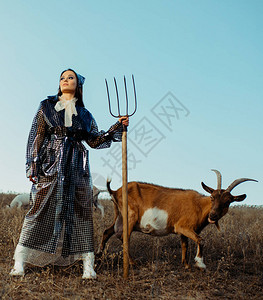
xmin=29 ymin=175 xmax=37 ymax=184
xmin=118 ymin=116 xmax=129 ymax=127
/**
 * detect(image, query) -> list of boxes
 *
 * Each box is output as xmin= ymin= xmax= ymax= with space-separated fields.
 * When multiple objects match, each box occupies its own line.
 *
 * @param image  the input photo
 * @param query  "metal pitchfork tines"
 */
xmin=105 ymin=75 xmax=137 ymax=279
xmin=105 ymin=75 xmax=137 ymax=121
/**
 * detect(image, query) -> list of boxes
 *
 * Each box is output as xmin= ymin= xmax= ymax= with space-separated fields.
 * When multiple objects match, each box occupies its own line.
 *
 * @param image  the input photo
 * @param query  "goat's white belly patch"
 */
xmin=140 ymin=208 xmax=168 ymax=235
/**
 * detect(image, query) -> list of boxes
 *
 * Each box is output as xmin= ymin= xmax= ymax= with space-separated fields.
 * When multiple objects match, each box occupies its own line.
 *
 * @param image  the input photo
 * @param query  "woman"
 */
xmin=10 ymin=69 xmax=129 ymax=279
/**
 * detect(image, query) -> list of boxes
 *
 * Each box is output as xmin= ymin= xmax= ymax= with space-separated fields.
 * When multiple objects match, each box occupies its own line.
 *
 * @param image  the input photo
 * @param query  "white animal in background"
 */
xmin=6 ymin=186 xmax=108 ymax=213
xmin=8 ymin=193 xmax=30 ymax=208
xmin=93 ymin=186 xmax=108 ymax=217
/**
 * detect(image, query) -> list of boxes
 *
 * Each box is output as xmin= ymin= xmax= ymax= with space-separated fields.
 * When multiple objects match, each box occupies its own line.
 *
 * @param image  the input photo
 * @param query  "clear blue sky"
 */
xmin=0 ymin=0 xmax=262 ymax=205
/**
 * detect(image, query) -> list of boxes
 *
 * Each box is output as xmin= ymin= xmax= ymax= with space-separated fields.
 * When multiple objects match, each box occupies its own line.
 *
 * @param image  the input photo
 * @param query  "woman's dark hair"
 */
xmin=57 ymin=68 xmax=85 ymax=107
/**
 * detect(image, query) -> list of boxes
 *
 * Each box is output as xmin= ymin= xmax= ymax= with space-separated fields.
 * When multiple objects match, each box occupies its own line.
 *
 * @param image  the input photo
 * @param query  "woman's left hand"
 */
xmin=118 ymin=116 xmax=129 ymax=127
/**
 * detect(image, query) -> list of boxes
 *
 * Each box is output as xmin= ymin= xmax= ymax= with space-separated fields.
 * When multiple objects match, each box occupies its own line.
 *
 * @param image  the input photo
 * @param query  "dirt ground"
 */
xmin=1 ymin=193 xmax=262 ymax=299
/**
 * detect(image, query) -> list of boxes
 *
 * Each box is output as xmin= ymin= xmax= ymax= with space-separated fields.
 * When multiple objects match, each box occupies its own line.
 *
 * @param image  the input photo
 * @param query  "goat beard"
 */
xmin=215 ymin=221 xmax=220 ymax=231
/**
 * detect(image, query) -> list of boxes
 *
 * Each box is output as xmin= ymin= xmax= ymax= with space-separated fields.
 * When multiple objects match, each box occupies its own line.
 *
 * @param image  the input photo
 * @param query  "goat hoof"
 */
xmin=194 ymin=257 xmax=206 ymax=270
xmin=194 ymin=263 xmax=206 ymax=271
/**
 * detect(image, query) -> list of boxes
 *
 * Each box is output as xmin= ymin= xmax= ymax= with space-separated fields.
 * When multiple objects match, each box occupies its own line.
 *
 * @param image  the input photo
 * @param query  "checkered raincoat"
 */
xmin=17 ymin=95 xmax=122 ymax=266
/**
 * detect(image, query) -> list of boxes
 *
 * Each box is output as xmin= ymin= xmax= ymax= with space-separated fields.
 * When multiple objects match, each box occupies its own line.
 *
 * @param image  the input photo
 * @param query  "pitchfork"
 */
xmin=105 ymin=75 xmax=137 ymax=279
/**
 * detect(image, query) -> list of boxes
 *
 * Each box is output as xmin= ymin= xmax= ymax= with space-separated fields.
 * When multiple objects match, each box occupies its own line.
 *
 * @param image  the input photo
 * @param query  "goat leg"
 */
xmin=175 ymin=225 xmax=206 ymax=269
xmin=194 ymin=243 xmax=206 ymax=269
xmin=96 ymin=224 xmax=116 ymax=257
xmin=180 ymin=234 xmax=189 ymax=269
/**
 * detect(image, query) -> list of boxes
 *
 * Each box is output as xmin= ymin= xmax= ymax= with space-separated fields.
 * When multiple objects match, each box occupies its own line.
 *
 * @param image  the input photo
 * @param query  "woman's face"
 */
xmin=60 ymin=70 xmax=77 ymax=94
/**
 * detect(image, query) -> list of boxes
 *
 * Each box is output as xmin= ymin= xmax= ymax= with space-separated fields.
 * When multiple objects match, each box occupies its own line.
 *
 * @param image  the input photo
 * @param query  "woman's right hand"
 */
xmin=29 ymin=175 xmax=37 ymax=184
xmin=118 ymin=116 xmax=129 ymax=127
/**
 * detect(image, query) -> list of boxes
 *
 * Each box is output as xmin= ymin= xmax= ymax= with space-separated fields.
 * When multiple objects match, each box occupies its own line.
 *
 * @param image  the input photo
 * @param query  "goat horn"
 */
xmin=211 ymin=169 xmax=222 ymax=190
xmin=226 ymin=178 xmax=258 ymax=192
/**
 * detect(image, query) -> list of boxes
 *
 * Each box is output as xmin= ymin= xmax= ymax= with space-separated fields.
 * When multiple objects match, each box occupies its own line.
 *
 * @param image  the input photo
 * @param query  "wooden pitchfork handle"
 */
xmin=105 ymin=75 xmax=137 ymax=279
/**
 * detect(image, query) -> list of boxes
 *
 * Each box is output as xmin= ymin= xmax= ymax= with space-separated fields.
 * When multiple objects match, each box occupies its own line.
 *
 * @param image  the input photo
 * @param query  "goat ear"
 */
xmin=201 ymin=182 xmax=214 ymax=194
xmin=232 ymin=194 xmax=246 ymax=203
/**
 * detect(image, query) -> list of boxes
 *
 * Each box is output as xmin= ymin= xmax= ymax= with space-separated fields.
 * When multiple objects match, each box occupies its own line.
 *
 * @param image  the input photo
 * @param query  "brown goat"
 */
xmin=97 ymin=170 xmax=257 ymax=269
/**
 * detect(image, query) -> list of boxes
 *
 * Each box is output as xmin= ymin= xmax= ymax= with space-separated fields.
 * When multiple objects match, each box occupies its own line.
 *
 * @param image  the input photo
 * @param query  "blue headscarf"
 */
xmin=76 ymin=73 xmax=85 ymax=87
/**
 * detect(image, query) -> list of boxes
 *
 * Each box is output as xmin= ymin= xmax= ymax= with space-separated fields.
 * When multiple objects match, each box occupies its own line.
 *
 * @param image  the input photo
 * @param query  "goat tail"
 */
xmin=106 ymin=178 xmax=121 ymax=212
xmin=106 ymin=178 xmax=113 ymax=195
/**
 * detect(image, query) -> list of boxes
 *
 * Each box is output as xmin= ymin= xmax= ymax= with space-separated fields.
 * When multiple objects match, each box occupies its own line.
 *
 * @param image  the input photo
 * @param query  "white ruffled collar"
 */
xmin=54 ymin=96 xmax=78 ymax=127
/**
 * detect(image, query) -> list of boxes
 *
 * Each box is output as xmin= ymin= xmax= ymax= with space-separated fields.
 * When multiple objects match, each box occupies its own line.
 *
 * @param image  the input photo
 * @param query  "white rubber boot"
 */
xmin=82 ymin=252 xmax=97 ymax=279
xmin=10 ymin=261 xmax=25 ymax=276
xmin=10 ymin=245 xmax=26 ymax=276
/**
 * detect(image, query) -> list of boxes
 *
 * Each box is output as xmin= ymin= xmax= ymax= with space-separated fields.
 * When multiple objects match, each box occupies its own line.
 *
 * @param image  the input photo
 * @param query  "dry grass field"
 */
xmin=1 ymin=193 xmax=263 ymax=299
